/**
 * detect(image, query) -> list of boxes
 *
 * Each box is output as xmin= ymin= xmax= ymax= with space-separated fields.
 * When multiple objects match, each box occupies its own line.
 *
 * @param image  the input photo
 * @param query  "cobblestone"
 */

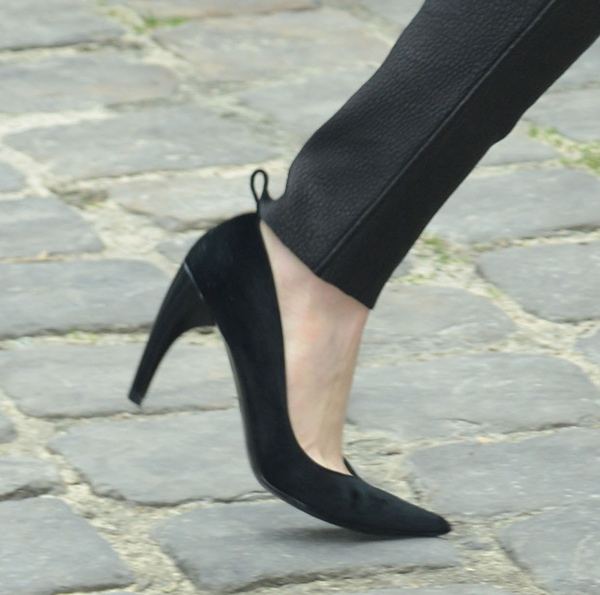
xmin=477 ymin=242 xmax=600 ymax=322
xmin=154 ymin=9 xmax=390 ymax=83
xmin=0 ymin=260 xmax=168 ymax=338
xmin=498 ymin=501 xmax=600 ymax=595
xmin=0 ymin=0 xmax=123 ymax=50
xmin=0 ymin=2 xmax=599 ymax=594
xmin=550 ymin=39 xmax=600 ymax=91
xmin=0 ymin=197 xmax=103 ymax=258
xmin=0 ymin=414 xmax=16 ymax=444
xmin=154 ymin=502 xmax=460 ymax=593
xmin=0 ymin=162 xmax=26 ymax=193
xmin=361 ymin=286 xmax=515 ymax=360
xmin=478 ymin=130 xmax=558 ymax=166
xmin=0 ymin=457 xmax=63 ymax=500
xmin=0 ymin=52 xmax=178 ymax=113
xmin=116 ymin=0 xmax=316 ymax=19
xmin=5 ymin=106 xmax=276 ymax=180
xmin=525 ymin=88 xmax=600 ymax=141
xmin=428 ymin=169 xmax=600 ymax=243
xmin=110 ymin=175 xmax=262 ymax=231
xmin=51 ymin=411 xmax=262 ymax=504
xmin=350 ymin=354 xmax=600 ymax=439
xmin=410 ymin=429 xmax=600 ymax=517
xmin=0 ymin=344 xmax=233 ymax=418
xmin=0 ymin=498 xmax=133 ymax=595
xmin=238 ymin=68 xmax=377 ymax=139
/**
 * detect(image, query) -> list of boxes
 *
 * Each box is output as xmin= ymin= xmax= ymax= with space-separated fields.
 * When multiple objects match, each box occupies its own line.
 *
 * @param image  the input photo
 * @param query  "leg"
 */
xmin=259 ymin=0 xmax=600 ymax=472
xmin=132 ymin=0 xmax=600 ymax=535
xmin=261 ymin=0 xmax=600 ymax=307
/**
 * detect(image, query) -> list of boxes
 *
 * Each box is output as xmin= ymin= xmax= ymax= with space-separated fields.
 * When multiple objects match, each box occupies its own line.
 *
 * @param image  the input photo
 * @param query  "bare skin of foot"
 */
xmin=260 ymin=221 xmax=369 ymax=475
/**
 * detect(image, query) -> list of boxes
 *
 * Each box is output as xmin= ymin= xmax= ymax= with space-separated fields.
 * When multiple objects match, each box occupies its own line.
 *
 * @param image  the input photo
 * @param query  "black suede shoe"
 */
xmin=130 ymin=192 xmax=451 ymax=537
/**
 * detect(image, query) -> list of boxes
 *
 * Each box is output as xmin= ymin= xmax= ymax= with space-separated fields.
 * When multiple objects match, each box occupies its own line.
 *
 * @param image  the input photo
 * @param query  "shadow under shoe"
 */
xmin=130 ymin=211 xmax=451 ymax=538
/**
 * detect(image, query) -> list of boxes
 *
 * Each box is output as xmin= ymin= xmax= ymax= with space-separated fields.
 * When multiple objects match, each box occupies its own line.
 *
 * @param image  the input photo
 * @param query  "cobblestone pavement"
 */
xmin=1 ymin=1 xmax=599 ymax=594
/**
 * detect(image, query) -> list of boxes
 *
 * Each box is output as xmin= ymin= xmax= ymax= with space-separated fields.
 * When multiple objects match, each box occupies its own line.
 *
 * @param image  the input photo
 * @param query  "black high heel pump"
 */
xmin=129 ymin=171 xmax=451 ymax=537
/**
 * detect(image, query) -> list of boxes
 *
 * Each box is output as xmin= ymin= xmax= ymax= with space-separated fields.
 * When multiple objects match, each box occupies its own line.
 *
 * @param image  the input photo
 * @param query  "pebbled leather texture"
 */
xmin=260 ymin=0 xmax=600 ymax=307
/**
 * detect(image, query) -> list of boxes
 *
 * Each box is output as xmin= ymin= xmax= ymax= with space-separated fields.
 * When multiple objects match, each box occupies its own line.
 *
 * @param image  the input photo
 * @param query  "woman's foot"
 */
xmin=260 ymin=221 xmax=369 ymax=475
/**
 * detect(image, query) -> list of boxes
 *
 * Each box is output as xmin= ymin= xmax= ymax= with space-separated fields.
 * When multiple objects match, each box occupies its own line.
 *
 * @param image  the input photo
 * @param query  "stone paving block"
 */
xmin=0 ymin=0 xmax=123 ymax=51
xmin=156 ymin=235 xmax=198 ymax=263
xmin=410 ymin=429 xmax=600 ymax=517
xmin=525 ymin=88 xmax=600 ymax=142
xmin=239 ymin=68 xmax=376 ymax=139
xmin=478 ymin=131 xmax=557 ymax=166
xmin=0 ymin=53 xmax=177 ymax=114
xmin=0 ymin=260 xmax=168 ymax=339
xmin=477 ymin=243 xmax=600 ymax=322
xmin=0 ymin=197 xmax=103 ymax=259
xmin=5 ymin=106 xmax=276 ymax=180
xmin=576 ymin=328 xmax=600 ymax=366
xmin=0 ymin=413 xmax=15 ymax=444
xmin=0 ymin=344 xmax=234 ymax=418
xmin=551 ymin=39 xmax=600 ymax=91
xmin=0 ymin=498 xmax=133 ymax=595
xmin=350 ymin=354 xmax=600 ymax=440
xmin=110 ymin=175 xmax=263 ymax=231
xmin=498 ymin=501 xmax=600 ymax=595
xmin=428 ymin=169 xmax=600 ymax=244
xmin=353 ymin=587 xmax=515 ymax=595
xmin=0 ymin=457 xmax=63 ymax=500
xmin=155 ymin=502 xmax=459 ymax=593
xmin=0 ymin=162 xmax=26 ymax=193
xmin=50 ymin=410 xmax=262 ymax=504
xmin=361 ymin=286 xmax=514 ymax=359
xmin=155 ymin=9 xmax=390 ymax=83
xmin=360 ymin=0 xmax=424 ymax=26
xmin=117 ymin=0 xmax=315 ymax=18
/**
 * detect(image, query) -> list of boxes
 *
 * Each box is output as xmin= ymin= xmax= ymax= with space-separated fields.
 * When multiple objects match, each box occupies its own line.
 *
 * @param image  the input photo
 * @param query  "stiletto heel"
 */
xmin=129 ymin=264 xmax=215 ymax=405
xmin=129 ymin=177 xmax=450 ymax=537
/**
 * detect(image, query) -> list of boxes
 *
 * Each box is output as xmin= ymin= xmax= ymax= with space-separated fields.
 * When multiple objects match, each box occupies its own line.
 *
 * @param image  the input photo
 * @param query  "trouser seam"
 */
xmin=311 ymin=0 xmax=558 ymax=277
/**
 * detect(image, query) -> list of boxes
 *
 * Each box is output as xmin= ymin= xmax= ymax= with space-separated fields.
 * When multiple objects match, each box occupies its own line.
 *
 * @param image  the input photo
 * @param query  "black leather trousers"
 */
xmin=260 ymin=0 xmax=600 ymax=308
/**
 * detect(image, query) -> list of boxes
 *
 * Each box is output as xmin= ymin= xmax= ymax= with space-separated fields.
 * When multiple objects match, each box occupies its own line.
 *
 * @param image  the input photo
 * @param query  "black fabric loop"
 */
xmin=250 ymin=169 xmax=270 ymax=206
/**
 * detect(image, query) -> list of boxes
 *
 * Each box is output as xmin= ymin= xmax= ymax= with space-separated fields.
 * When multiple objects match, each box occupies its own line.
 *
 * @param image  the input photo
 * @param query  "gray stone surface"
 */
xmin=0 ymin=197 xmax=103 ymax=258
xmin=118 ymin=0 xmax=315 ymax=18
xmin=155 ymin=9 xmax=390 ymax=83
xmin=110 ymin=175 xmax=262 ymax=231
xmin=498 ymin=501 xmax=600 ymax=595
xmin=410 ymin=429 xmax=600 ymax=517
xmin=0 ymin=53 xmax=177 ymax=114
xmin=478 ymin=131 xmax=557 ymax=166
xmin=0 ymin=162 xmax=26 ymax=193
xmin=0 ymin=498 xmax=133 ymax=595
xmin=350 ymin=354 xmax=600 ymax=440
xmin=428 ymin=169 xmax=600 ymax=244
xmin=156 ymin=235 xmax=198 ymax=263
xmin=361 ymin=286 xmax=515 ymax=359
xmin=361 ymin=0 xmax=424 ymax=26
xmin=50 ymin=411 xmax=262 ymax=504
xmin=354 ymin=588 xmax=515 ymax=595
xmin=0 ymin=457 xmax=63 ymax=500
xmin=0 ymin=414 xmax=16 ymax=444
xmin=155 ymin=502 xmax=459 ymax=593
xmin=5 ymin=106 xmax=276 ymax=180
xmin=477 ymin=243 xmax=600 ymax=322
xmin=0 ymin=0 xmax=123 ymax=51
xmin=525 ymin=88 xmax=600 ymax=142
xmin=239 ymin=68 xmax=376 ymax=139
xmin=0 ymin=344 xmax=234 ymax=418
xmin=0 ymin=260 xmax=168 ymax=339
xmin=576 ymin=329 xmax=600 ymax=366
xmin=551 ymin=39 xmax=600 ymax=91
